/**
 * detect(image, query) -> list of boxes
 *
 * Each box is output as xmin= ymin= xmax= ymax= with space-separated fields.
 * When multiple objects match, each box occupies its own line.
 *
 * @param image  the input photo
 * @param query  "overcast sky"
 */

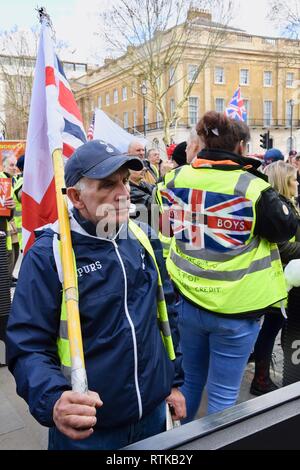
xmin=0 ymin=0 xmax=279 ymax=63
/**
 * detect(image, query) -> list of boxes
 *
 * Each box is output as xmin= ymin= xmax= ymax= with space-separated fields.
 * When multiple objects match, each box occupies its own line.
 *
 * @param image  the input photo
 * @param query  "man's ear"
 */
xmin=67 ymin=187 xmax=85 ymax=209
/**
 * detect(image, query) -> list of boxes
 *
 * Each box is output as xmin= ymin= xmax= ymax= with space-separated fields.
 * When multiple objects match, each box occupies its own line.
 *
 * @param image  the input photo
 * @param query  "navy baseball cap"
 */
xmin=264 ymin=148 xmax=284 ymax=162
xmin=65 ymin=140 xmax=143 ymax=187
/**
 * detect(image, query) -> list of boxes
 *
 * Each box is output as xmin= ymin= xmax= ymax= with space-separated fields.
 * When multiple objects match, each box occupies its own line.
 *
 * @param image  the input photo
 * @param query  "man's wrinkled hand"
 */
xmin=53 ymin=390 xmax=103 ymax=440
xmin=165 ymin=388 xmax=186 ymax=421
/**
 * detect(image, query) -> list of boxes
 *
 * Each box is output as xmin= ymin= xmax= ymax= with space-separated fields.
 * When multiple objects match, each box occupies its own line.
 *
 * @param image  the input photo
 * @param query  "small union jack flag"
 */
xmin=160 ymin=188 xmax=254 ymax=251
xmin=87 ymin=112 xmax=95 ymax=140
xmin=225 ymin=87 xmax=247 ymax=122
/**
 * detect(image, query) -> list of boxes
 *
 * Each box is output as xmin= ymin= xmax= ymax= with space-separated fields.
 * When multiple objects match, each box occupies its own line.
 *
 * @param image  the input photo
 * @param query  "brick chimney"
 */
xmin=187 ymin=8 xmax=212 ymax=22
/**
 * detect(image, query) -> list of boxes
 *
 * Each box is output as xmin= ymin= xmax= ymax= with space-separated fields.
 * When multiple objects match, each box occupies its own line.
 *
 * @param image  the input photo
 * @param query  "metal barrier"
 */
xmin=124 ymin=382 xmax=300 ymax=450
xmin=0 ymin=231 xmax=10 ymax=365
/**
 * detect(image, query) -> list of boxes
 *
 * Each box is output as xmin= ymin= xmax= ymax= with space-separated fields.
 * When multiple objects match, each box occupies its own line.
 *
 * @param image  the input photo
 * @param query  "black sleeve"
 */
xmin=254 ymin=188 xmax=299 ymax=243
xmin=278 ymin=225 xmax=300 ymax=265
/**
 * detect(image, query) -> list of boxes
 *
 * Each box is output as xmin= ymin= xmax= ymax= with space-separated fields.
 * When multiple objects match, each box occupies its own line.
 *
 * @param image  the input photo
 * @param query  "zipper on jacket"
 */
xmin=112 ymin=240 xmax=143 ymax=420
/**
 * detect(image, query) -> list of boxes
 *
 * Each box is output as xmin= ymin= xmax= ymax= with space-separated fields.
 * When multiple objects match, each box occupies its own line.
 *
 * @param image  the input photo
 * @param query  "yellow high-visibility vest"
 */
xmin=13 ymin=175 xmax=23 ymax=249
xmin=160 ymin=164 xmax=287 ymax=315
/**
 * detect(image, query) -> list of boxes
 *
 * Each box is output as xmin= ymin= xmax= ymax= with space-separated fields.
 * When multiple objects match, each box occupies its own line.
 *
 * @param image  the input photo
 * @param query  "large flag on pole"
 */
xmin=22 ymin=17 xmax=86 ymax=253
xmin=93 ymin=109 xmax=147 ymax=152
xmin=225 ymin=86 xmax=247 ymax=122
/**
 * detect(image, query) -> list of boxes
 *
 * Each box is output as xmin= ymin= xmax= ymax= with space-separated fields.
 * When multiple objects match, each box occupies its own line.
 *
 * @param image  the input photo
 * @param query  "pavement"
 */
xmin=0 ymin=254 xmax=284 ymax=449
xmin=0 ymin=332 xmax=284 ymax=450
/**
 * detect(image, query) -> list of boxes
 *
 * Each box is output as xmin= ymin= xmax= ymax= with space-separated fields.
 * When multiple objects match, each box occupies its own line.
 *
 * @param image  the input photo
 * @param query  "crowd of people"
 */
xmin=2 ymin=110 xmax=300 ymax=450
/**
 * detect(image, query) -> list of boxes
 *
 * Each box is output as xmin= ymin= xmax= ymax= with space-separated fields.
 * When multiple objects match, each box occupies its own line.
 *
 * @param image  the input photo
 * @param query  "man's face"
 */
xmin=129 ymin=168 xmax=146 ymax=185
xmin=68 ymin=167 xmax=130 ymax=227
xmin=148 ymin=150 xmax=160 ymax=165
xmin=4 ymin=156 xmax=17 ymax=176
xmin=129 ymin=143 xmax=145 ymax=159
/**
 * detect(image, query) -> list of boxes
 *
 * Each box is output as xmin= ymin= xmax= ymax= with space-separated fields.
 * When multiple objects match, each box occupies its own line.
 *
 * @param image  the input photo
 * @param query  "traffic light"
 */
xmin=260 ymin=131 xmax=270 ymax=149
xmin=260 ymin=132 xmax=268 ymax=149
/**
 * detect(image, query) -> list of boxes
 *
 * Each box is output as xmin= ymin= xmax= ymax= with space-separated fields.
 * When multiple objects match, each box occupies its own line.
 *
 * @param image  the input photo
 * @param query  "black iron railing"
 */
xmin=125 ymin=119 xmax=300 ymax=134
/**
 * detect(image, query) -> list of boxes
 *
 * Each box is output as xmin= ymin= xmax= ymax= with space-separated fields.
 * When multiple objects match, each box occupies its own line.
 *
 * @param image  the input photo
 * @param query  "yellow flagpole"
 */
xmin=52 ymin=148 xmax=88 ymax=393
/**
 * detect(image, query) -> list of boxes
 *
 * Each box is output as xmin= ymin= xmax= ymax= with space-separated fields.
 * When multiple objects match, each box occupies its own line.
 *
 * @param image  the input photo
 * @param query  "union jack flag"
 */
xmin=225 ymin=86 xmax=247 ymax=122
xmin=160 ymin=188 xmax=254 ymax=251
xmin=22 ymin=18 xmax=86 ymax=253
xmin=87 ymin=111 xmax=95 ymax=140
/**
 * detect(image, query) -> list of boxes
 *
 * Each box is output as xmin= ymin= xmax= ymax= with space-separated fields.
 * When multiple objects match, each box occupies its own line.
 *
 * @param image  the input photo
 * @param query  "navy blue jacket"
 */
xmin=6 ymin=214 xmax=183 ymax=429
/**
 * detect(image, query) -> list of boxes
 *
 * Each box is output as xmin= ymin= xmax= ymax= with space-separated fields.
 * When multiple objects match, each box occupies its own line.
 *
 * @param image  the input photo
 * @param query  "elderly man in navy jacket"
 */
xmin=7 ymin=140 xmax=186 ymax=450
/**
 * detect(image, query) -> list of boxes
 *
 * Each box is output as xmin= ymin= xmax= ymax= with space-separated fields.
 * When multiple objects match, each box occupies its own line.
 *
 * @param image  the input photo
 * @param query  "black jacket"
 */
xmin=277 ymin=200 xmax=300 ymax=265
xmin=130 ymin=181 xmax=154 ymax=226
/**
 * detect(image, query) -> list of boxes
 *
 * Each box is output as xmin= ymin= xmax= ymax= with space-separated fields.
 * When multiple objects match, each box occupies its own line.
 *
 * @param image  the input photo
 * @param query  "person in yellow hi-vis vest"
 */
xmin=13 ymin=155 xmax=24 ymax=252
xmin=7 ymin=140 xmax=186 ymax=450
xmin=158 ymin=111 xmax=299 ymax=421
xmin=0 ymin=154 xmax=17 ymax=276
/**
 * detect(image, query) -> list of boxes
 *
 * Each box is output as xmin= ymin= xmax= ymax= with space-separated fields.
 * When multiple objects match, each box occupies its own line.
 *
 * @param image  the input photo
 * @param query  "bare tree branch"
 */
xmin=268 ymin=0 xmax=300 ymax=39
xmin=97 ymin=0 xmax=234 ymax=144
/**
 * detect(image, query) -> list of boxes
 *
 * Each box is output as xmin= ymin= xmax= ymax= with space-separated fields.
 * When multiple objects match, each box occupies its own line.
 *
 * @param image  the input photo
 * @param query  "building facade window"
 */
xmin=105 ymin=92 xmax=110 ymax=106
xmin=98 ymin=96 xmax=102 ymax=109
xmin=264 ymin=71 xmax=273 ymax=87
xmin=131 ymin=81 xmax=135 ymax=97
xmin=215 ymin=98 xmax=225 ymax=113
xmin=264 ymin=100 xmax=273 ymax=126
xmin=122 ymin=86 xmax=127 ymax=101
xmin=133 ymin=110 xmax=137 ymax=129
xmin=188 ymin=97 xmax=199 ymax=125
xmin=286 ymin=73 xmax=294 ymax=88
xmin=188 ymin=64 xmax=198 ymax=83
xmin=215 ymin=67 xmax=225 ymax=84
xmin=113 ymin=88 xmax=118 ymax=104
xmin=169 ymin=67 xmax=175 ymax=86
xmin=240 ymin=69 xmax=249 ymax=85
xmin=123 ymin=112 xmax=129 ymax=129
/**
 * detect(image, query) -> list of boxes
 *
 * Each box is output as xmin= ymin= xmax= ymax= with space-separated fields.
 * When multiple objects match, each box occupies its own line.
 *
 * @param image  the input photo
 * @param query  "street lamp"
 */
xmin=140 ymin=82 xmax=147 ymax=138
xmin=289 ymin=99 xmax=295 ymax=152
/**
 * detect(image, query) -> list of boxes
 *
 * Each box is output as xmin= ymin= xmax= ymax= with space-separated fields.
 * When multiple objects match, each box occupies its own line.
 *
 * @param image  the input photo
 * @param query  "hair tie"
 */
xmin=204 ymin=125 xmax=219 ymax=136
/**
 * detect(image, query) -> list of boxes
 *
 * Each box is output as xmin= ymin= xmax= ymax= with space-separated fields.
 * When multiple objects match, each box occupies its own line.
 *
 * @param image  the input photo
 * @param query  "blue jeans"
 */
xmin=48 ymin=402 xmax=166 ymax=450
xmin=179 ymin=298 xmax=260 ymax=421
